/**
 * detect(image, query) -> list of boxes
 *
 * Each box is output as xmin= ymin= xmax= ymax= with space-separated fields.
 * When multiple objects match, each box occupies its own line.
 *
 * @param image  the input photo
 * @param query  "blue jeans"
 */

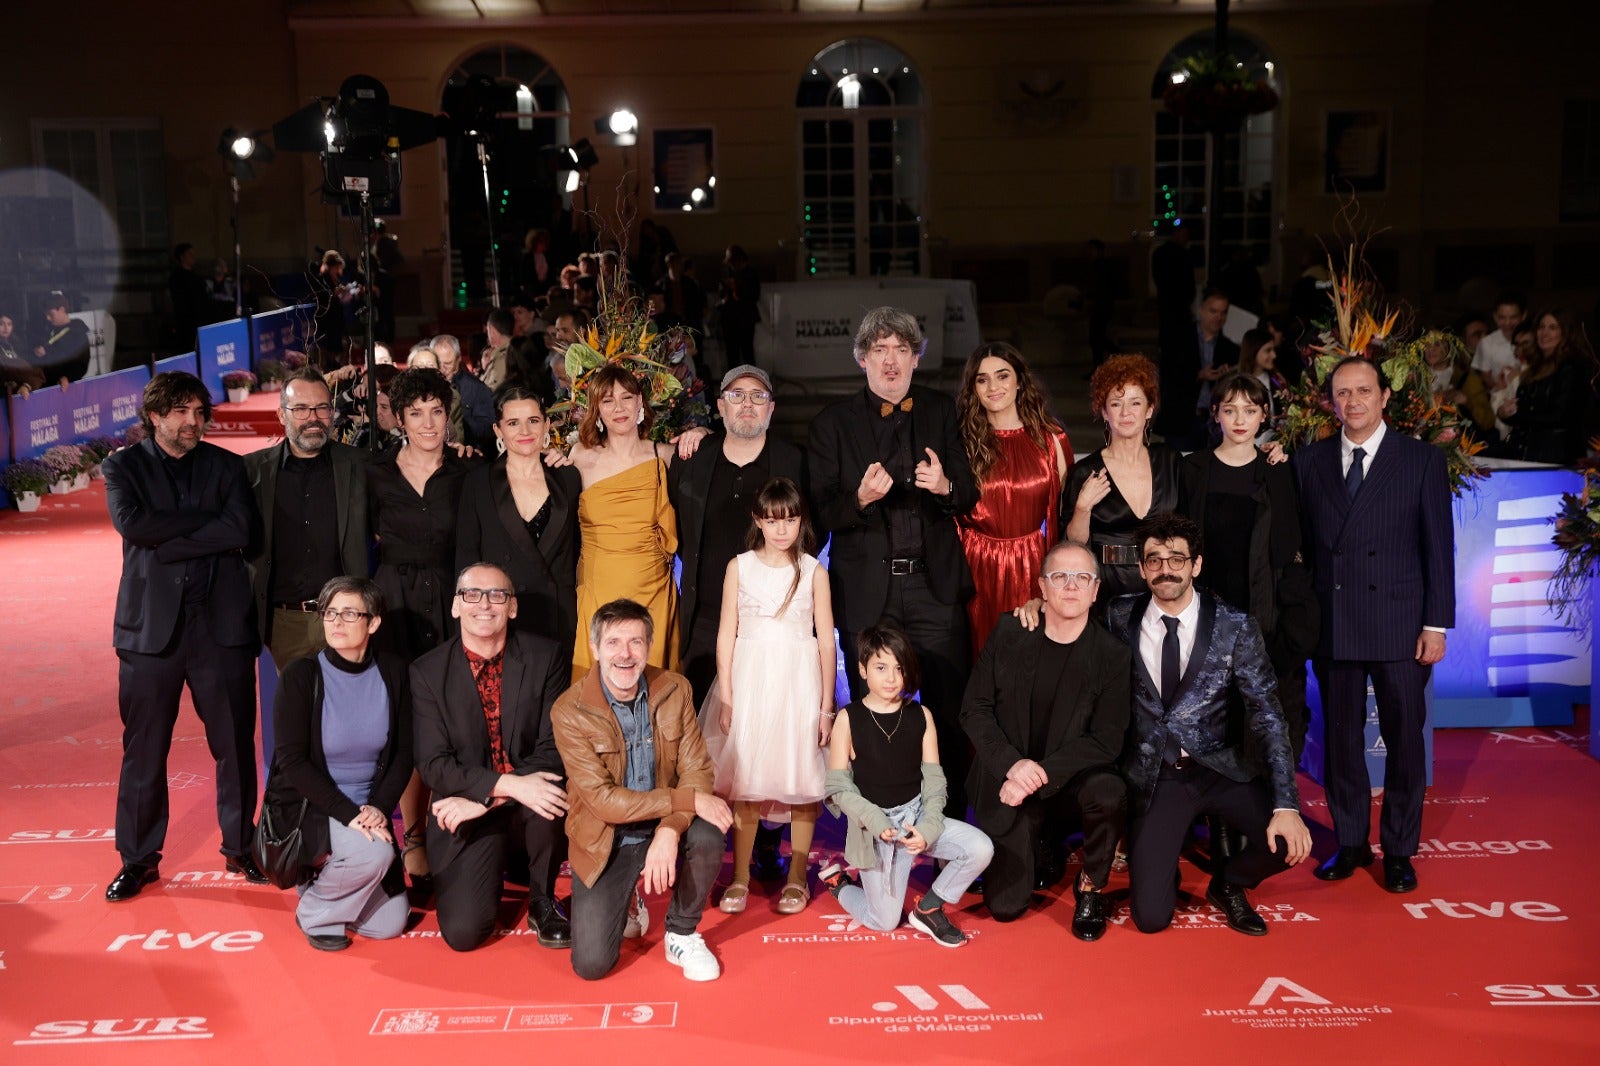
xmin=837 ymin=796 xmax=993 ymax=932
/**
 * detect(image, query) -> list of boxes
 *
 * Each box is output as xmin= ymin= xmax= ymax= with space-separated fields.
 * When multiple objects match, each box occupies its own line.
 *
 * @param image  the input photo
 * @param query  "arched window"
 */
xmin=440 ymin=45 xmax=570 ymax=306
xmin=796 ymin=39 xmax=926 ymax=278
xmin=1151 ymin=32 xmax=1280 ymax=289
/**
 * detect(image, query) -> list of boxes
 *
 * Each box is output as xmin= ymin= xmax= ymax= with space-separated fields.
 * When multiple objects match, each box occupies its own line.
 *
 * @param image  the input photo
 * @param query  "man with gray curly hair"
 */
xmin=808 ymin=306 xmax=980 ymax=816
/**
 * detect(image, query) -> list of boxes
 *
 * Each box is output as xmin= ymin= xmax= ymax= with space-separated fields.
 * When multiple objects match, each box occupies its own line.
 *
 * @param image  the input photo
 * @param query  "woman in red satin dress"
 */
xmin=955 ymin=343 xmax=1072 ymax=657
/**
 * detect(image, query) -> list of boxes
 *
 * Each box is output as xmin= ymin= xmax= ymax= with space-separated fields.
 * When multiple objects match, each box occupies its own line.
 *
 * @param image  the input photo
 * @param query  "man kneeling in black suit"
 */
xmin=1106 ymin=512 xmax=1311 ymax=935
xmin=962 ymin=541 xmax=1130 ymax=941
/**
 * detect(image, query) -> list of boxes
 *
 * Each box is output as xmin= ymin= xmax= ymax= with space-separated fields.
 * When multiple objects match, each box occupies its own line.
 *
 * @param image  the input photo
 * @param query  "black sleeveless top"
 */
xmin=844 ymin=699 xmax=925 ymax=808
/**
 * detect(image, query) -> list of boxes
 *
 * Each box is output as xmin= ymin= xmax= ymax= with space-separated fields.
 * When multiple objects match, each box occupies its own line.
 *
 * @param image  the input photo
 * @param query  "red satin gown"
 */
xmin=957 ymin=427 xmax=1072 ymax=657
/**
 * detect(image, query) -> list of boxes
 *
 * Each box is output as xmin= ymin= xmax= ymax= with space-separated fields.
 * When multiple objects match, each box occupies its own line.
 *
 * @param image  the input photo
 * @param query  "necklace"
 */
xmin=865 ymin=699 xmax=904 ymax=744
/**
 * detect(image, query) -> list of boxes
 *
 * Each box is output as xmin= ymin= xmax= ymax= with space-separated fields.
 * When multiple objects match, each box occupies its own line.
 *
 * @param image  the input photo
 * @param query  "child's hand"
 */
xmin=818 ymin=706 xmax=834 ymax=747
xmin=878 ymin=827 xmax=901 ymax=843
xmin=900 ymin=823 xmax=927 ymax=855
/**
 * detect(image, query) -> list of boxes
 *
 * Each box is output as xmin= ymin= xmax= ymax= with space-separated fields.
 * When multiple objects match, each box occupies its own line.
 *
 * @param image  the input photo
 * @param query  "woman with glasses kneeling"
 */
xmin=270 ymin=576 xmax=414 ymax=951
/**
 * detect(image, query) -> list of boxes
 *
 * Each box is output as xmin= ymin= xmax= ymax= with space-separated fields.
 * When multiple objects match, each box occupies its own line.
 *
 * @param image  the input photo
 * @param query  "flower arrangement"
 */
xmin=222 ymin=370 xmax=258 ymax=390
xmin=82 ymin=435 xmax=123 ymax=463
xmin=546 ymin=271 xmax=710 ymax=450
xmin=256 ymin=358 xmax=286 ymax=385
xmin=40 ymin=443 xmax=87 ymax=482
xmin=123 ymin=423 xmax=147 ymax=447
xmin=1276 ymin=246 xmax=1488 ymax=498
xmin=1548 ymin=446 xmax=1600 ymax=639
xmin=282 ymin=351 xmax=310 ymax=371
xmin=3 ymin=458 xmax=52 ymax=497
xmin=1162 ymin=53 xmax=1279 ymax=134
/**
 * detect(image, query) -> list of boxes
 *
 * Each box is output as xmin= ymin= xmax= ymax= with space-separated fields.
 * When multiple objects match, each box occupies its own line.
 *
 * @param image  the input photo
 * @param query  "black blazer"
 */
xmin=1106 ymin=590 xmax=1299 ymax=815
xmin=960 ymin=616 xmax=1130 ymax=836
xmin=1294 ymin=430 xmax=1455 ymax=662
xmin=807 ymin=385 xmax=979 ymax=630
xmin=455 ymin=458 xmax=582 ymax=663
xmin=244 ymin=440 xmax=372 ymax=643
xmin=410 ymin=631 xmax=568 ymax=872
xmin=668 ymin=431 xmax=807 ymax=655
xmin=267 ymin=649 xmax=413 ymax=880
xmin=102 ymin=438 xmax=259 ymax=654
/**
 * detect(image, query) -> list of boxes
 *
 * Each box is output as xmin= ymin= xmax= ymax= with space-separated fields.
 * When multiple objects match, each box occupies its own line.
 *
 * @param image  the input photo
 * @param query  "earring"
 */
xmin=636 ymin=407 xmax=645 ymax=425
xmin=598 ymin=420 xmax=606 ymax=434
xmin=1101 ymin=424 xmax=1110 ymax=448
xmin=1143 ymin=419 xmax=1152 ymax=447
xmin=495 ymin=436 xmax=506 ymax=456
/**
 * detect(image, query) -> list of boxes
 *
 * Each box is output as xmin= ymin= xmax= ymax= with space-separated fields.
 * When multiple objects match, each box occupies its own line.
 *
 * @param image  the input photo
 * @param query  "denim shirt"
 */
xmin=602 ymin=678 xmax=657 ymax=845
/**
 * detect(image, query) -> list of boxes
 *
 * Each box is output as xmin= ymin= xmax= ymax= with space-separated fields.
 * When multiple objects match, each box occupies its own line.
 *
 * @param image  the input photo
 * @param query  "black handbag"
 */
xmin=252 ymin=794 xmax=311 ymax=890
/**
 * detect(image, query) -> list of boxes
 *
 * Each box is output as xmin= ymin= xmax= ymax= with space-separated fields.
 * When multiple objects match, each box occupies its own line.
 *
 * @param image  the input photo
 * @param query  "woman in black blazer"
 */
xmin=268 ymin=576 xmax=413 ymax=951
xmin=455 ymin=385 xmax=582 ymax=664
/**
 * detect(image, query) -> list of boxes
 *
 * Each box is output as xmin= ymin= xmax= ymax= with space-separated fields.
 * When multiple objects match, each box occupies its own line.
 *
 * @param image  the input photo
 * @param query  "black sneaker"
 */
xmin=906 ymin=898 xmax=966 ymax=948
xmin=817 ymin=862 xmax=857 ymax=900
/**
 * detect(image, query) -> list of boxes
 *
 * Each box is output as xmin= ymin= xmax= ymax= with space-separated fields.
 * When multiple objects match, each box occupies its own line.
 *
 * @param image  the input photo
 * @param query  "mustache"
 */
xmin=1153 ymin=576 xmax=1182 ymax=585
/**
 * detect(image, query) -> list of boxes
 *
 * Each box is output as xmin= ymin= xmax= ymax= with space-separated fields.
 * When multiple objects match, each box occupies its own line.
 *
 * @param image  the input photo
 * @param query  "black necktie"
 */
xmin=1345 ymin=446 xmax=1366 ymax=501
xmin=1161 ymin=615 xmax=1181 ymax=707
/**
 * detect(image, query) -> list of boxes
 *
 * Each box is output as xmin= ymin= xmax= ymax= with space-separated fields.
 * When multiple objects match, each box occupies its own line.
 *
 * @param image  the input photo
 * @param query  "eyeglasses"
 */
xmin=284 ymin=403 xmax=335 ymax=420
xmin=1042 ymin=570 xmax=1098 ymax=590
xmin=321 ymin=608 xmax=371 ymax=623
xmin=1141 ymin=554 xmax=1192 ymax=571
xmin=456 ymin=587 xmax=513 ymax=604
xmin=722 ymin=389 xmax=771 ymax=406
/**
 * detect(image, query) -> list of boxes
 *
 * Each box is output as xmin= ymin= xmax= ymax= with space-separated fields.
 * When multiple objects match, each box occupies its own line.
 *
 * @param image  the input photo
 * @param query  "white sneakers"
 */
xmin=664 ymin=931 xmax=721 ymax=981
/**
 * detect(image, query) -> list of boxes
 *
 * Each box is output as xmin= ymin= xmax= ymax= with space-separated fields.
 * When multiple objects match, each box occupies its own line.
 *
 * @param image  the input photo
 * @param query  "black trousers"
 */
xmin=115 ymin=608 xmax=257 ymax=866
xmin=570 ymin=817 xmax=725 ymax=980
xmin=1128 ymin=762 xmax=1290 ymax=933
xmin=680 ymin=611 xmax=720 ymax=709
xmin=1314 ymin=657 xmax=1430 ymax=857
xmin=433 ymin=802 xmax=567 ymax=952
xmin=981 ymin=768 xmax=1127 ymax=921
xmin=840 ymin=570 xmax=972 ymax=817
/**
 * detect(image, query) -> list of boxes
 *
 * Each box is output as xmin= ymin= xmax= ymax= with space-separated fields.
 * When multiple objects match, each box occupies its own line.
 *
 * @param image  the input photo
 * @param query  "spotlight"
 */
xmin=217 ymin=127 xmax=274 ymax=180
xmin=567 ymin=138 xmax=600 ymax=171
xmin=608 ymin=109 xmax=638 ymax=136
xmin=690 ymin=187 xmax=705 ymax=204
xmin=565 ymin=170 xmax=581 ymax=193
xmin=230 ymin=135 xmax=256 ymax=160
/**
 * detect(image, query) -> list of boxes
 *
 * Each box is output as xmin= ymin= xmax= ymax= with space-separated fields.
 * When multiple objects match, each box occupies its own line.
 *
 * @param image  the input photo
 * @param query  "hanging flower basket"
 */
xmin=1163 ymin=53 xmax=1279 ymax=134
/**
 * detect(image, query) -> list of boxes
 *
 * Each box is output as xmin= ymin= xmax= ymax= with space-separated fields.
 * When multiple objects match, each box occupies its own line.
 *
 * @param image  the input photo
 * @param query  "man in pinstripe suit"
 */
xmin=1296 ymin=357 xmax=1455 ymax=894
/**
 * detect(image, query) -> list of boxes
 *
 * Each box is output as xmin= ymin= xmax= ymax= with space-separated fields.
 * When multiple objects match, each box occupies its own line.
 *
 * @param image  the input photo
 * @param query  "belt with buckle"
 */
xmin=273 ymin=600 xmax=321 ymax=613
xmin=888 ymin=557 xmax=926 ymax=576
xmin=1099 ymin=543 xmax=1141 ymax=566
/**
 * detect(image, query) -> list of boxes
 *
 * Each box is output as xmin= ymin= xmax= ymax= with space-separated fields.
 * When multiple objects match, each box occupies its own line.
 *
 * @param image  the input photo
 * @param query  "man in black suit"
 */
xmin=102 ymin=371 xmax=264 ymax=901
xmin=1106 ymin=512 xmax=1311 ymax=935
xmin=411 ymin=563 xmax=572 ymax=952
xmin=808 ymin=306 xmax=980 ymax=815
xmin=962 ymin=541 xmax=1129 ymax=940
xmin=244 ymin=368 xmax=371 ymax=758
xmin=1296 ymin=357 xmax=1455 ymax=894
xmin=1159 ymin=287 xmax=1238 ymax=450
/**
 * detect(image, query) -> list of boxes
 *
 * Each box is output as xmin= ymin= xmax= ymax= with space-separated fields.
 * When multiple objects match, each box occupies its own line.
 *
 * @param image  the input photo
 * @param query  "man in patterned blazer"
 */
xmin=1106 ymin=511 xmax=1311 ymax=936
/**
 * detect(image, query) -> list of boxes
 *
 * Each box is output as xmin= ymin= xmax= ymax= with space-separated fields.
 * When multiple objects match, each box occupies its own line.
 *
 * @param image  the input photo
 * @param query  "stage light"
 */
xmin=568 ymin=138 xmax=600 ymax=170
xmin=608 ymin=109 xmax=638 ymax=136
xmin=680 ymin=203 xmax=692 ymax=212
xmin=707 ymin=176 xmax=716 ymax=188
xmin=690 ymin=187 xmax=705 ymax=204
xmin=230 ymin=135 xmax=256 ymax=160
xmin=566 ymin=170 xmax=581 ymax=193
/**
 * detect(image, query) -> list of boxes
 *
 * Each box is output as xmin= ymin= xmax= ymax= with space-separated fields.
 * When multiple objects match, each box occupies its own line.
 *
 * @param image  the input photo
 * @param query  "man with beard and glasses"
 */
xmin=245 ymin=368 xmax=373 ymax=759
xmin=102 ymin=371 xmax=264 ymax=900
xmin=1105 ymin=511 xmax=1311 ymax=936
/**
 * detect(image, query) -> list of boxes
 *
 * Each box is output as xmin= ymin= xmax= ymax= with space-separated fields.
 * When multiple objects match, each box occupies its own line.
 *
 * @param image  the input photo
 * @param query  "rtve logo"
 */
xmin=1402 ymin=899 xmax=1566 ymax=921
xmin=107 ymin=929 xmax=264 ymax=952
xmin=15 ymin=1018 xmax=212 ymax=1046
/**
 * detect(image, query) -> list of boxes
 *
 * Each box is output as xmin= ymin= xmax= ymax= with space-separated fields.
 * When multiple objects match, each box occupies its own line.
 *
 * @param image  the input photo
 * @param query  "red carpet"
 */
xmin=2 ymin=469 xmax=1597 ymax=1064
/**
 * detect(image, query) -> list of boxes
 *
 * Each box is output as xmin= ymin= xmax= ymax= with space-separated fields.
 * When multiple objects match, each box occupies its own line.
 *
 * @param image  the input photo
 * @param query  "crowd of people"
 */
xmin=89 ymin=237 xmax=1594 ymax=986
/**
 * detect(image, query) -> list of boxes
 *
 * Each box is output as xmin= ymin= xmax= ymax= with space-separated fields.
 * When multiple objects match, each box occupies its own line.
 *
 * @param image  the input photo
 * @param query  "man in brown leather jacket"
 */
xmin=552 ymin=598 xmax=733 ymax=981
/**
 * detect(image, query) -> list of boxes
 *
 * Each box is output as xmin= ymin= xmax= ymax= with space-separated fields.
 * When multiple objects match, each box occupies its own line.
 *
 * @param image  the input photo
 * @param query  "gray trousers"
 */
xmin=296 ymin=817 xmax=408 ymax=940
xmin=837 ymin=796 xmax=993 ymax=932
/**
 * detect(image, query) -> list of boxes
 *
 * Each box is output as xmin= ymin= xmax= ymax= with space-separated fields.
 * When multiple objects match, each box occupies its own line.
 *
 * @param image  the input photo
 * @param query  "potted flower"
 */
xmin=3 ymin=458 xmax=51 ymax=511
xmin=222 ymin=370 xmax=258 ymax=404
xmin=282 ymin=351 xmax=309 ymax=372
xmin=256 ymin=358 xmax=286 ymax=392
xmin=40 ymin=443 xmax=86 ymax=494
xmin=81 ymin=435 xmax=123 ymax=479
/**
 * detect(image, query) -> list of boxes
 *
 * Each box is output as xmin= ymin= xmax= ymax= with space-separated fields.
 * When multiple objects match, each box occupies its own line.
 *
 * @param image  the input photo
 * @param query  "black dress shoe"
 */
xmin=223 ymin=855 xmax=269 ymax=884
xmin=106 ymin=862 xmax=159 ymax=902
xmin=1071 ymin=889 xmax=1108 ymax=942
xmin=527 ymin=896 xmax=572 ymax=948
xmin=1207 ymin=878 xmax=1267 ymax=936
xmin=1382 ymin=856 xmax=1418 ymax=893
xmin=1313 ymin=845 xmax=1375 ymax=882
xmin=297 ymin=918 xmax=351 ymax=952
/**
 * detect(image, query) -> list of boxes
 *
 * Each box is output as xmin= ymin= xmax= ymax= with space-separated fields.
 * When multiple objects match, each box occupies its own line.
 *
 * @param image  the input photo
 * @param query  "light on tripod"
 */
xmin=229 ymin=135 xmax=257 ymax=160
xmin=608 ymin=109 xmax=638 ymax=135
xmin=565 ymin=170 xmax=581 ymax=193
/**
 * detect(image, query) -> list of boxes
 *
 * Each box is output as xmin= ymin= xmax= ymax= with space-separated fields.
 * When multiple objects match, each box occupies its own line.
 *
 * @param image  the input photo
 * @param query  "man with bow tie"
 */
xmin=808 ymin=306 xmax=980 ymax=815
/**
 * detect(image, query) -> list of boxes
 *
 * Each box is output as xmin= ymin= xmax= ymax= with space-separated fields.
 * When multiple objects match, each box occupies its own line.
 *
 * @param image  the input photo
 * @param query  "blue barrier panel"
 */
xmin=250 ymin=304 xmax=314 ymax=370
xmin=8 ymin=365 xmax=151 ymax=462
xmin=153 ymin=352 xmax=199 ymax=378
xmin=198 ymin=318 xmax=251 ymax=403
xmin=0 ymin=390 xmax=11 ymax=507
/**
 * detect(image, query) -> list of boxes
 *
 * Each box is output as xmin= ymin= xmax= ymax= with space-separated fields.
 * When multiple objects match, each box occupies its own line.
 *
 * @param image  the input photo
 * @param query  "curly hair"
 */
xmin=387 ymin=367 xmax=453 ymax=421
xmin=956 ymin=342 xmax=1062 ymax=488
xmin=577 ymin=363 xmax=654 ymax=448
xmin=1088 ymin=354 xmax=1161 ymax=421
xmin=140 ymin=371 xmax=212 ymax=434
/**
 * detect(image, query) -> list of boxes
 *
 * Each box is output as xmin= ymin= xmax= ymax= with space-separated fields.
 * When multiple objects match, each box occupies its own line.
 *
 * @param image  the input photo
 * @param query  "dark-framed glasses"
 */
xmin=456 ymin=587 xmax=513 ymax=604
xmin=321 ymin=607 xmax=371 ymax=623
xmin=1141 ymin=553 xmax=1192 ymax=572
xmin=1043 ymin=570 xmax=1098 ymax=591
xmin=284 ymin=403 xmax=335 ymax=420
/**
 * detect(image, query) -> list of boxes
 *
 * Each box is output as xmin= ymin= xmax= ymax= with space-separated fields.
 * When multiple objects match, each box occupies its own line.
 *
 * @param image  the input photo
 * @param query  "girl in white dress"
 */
xmin=700 ymin=477 xmax=835 ymax=916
